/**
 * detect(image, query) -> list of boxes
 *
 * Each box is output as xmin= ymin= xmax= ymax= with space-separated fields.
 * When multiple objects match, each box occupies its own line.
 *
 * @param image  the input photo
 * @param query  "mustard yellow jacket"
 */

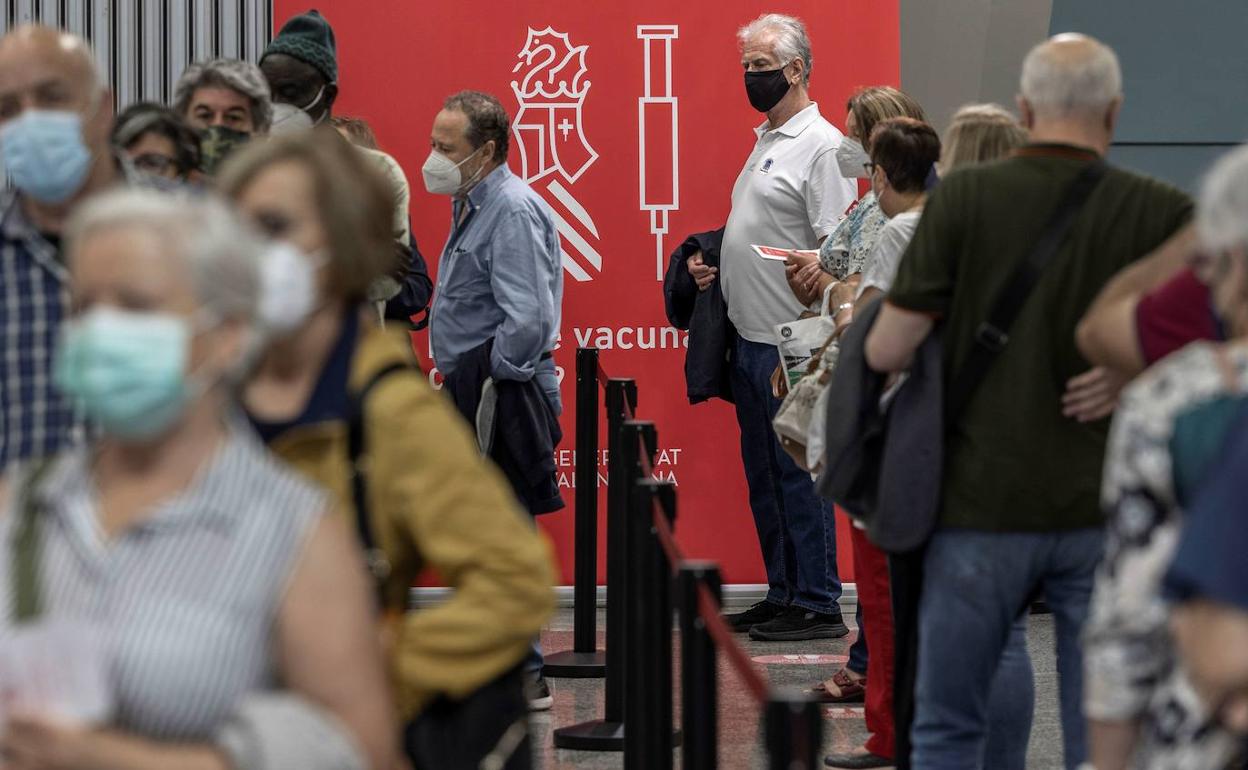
xmin=266 ymin=324 xmax=556 ymax=718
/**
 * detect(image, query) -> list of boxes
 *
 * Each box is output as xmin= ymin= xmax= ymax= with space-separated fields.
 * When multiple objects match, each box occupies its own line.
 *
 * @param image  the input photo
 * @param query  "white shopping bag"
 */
xmin=0 ymin=618 xmax=113 ymax=729
xmin=775 ymin=315 xmax=837 ymax=390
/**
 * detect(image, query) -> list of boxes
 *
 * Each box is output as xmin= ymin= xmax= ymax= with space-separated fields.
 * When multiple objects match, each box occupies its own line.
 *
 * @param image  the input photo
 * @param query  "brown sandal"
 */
xmin=808 ymin=668 xmax=866 ymax=703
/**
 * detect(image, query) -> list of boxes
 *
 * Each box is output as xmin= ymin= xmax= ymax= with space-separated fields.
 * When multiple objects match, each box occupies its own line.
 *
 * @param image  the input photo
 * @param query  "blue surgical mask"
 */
xmin=0 ymin=110 xmax=93 ymax=204
xmin=54 ymin=308 xmax=201 ymax=440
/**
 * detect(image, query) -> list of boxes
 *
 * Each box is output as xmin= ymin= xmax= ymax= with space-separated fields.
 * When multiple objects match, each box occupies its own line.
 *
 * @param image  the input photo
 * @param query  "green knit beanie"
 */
xmin=263 ymin=9 xmax=338 ymax=84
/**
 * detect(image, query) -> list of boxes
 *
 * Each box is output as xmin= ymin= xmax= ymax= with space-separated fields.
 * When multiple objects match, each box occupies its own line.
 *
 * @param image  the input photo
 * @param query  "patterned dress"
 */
xmin=1085 ymin=342 xmax=1248 ymax=769
xmin=818 ymin=191 xmax=889 ymax=280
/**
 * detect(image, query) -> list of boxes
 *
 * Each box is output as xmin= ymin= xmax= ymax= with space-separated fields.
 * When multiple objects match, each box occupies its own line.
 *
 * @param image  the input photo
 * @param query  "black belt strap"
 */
xmin=947 ymin=161 xmax=1108 ymax=423
xmin=347 ymin=361 xmax=417 ymax=608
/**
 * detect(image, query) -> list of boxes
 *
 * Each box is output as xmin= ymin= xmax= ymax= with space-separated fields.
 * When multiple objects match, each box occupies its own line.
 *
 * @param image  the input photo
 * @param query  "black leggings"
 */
xmin=405 ymin=664 xmax=532 ymax=770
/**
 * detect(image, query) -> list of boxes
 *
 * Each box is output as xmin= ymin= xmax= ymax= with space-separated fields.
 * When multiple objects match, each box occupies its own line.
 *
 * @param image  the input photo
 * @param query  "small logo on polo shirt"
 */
xmin=761 ymin=158 xmax=774 ymax=173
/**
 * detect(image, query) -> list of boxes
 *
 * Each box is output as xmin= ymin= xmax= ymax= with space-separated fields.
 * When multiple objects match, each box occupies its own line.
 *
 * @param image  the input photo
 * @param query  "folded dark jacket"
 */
xmin=663 ymin=227 xmax=735 ymax=404
xmin=817 ymin=297 xmax=944 ymax=554
xmin=442 ymin=341 xmax=564 ymax=515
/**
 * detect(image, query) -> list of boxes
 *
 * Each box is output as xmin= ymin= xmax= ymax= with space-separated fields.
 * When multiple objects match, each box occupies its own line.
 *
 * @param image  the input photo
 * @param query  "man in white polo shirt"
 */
xmin=691 ymin=13 xmax=856 ymax=641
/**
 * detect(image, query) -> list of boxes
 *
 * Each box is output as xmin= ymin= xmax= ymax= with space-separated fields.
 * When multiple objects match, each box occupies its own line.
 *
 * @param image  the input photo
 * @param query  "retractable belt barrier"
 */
xmin=551 ymin=347 xmax=823 ymax=769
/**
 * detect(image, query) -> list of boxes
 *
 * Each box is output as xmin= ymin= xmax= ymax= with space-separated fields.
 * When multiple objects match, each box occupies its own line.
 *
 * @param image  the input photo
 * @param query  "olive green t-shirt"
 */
xmin=887 ymin=144 xmax=1193 ymax=532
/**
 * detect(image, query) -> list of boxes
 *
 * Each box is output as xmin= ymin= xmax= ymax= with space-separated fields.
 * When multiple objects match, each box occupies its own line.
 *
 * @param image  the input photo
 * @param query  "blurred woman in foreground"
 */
xmin=0 ymin=190 xmax=393 ymax=769
xmin=219 ymin=130 xmax=554 ymax=770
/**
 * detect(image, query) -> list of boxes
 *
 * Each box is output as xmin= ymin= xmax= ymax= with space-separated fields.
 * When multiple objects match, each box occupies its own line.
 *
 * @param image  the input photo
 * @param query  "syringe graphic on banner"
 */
xmin=638 ymin=25 xmax=679 ymax=281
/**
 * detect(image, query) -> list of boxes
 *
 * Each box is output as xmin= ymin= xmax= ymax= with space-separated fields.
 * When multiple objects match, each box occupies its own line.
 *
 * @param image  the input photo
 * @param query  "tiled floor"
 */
xmin=530 ymin=608 xmax=1066 ymax=769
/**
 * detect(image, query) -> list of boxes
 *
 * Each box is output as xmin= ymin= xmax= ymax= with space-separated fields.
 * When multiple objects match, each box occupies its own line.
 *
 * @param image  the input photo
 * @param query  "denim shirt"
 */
xmin=429 ymin=165 xmax=563 ymax=410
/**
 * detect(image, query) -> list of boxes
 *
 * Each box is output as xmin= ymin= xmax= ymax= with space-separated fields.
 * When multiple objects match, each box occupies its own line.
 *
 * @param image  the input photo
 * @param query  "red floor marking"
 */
xmin=823 ymin=706 xmax=866 ymax=720
xmin=751 ymin=653 xmax=848 ymax=665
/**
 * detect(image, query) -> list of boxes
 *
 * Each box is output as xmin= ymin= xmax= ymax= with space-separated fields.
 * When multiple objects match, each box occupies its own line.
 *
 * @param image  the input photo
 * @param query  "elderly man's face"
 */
xmin=262 ymin=53 xmax=332 ymax=122
xmin=0 ymin=29 xmax=109 ymax=149
xmin=741 ymin=32 xmax=785 ymax=73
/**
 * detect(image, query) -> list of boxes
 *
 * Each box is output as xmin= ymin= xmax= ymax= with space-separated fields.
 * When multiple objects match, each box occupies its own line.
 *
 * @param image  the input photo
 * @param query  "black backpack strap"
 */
xmin=347 ymin=361 xmax=416 ymax=606
xmin=947 ymin=161 xmax=1108 ymax=423
xmin=12 ymin=459 xmax=55 ymax=623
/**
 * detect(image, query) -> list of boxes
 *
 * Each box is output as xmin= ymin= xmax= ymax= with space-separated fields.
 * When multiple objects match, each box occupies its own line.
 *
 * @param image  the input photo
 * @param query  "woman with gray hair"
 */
xmin=174 ymin=59 xmax=273 ymax=175
xmin=0 ymin=189 xmax=394 ymax=770
xmin=1084 ymin=143 xmax=1248 ymax=770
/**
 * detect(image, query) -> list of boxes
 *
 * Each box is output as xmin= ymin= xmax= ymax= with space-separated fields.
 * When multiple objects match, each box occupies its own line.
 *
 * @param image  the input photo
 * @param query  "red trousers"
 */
xmin=851 ymin=524 xmax=895 ymax=759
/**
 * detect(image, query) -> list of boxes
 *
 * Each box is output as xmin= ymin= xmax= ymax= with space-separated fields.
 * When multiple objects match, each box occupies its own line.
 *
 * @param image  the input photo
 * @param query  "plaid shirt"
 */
xmin=0 ymin=187 xmax=80 ymax=470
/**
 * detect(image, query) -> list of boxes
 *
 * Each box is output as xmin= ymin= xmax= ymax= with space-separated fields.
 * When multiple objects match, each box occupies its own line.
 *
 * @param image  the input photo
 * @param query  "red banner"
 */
xmin=274 ymin=0 xmax=900 ymax=584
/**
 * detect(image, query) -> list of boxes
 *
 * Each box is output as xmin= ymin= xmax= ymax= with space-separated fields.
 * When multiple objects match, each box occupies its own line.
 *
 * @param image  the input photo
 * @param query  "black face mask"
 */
xmin=744 ymin=67 xmax=792 ymax=113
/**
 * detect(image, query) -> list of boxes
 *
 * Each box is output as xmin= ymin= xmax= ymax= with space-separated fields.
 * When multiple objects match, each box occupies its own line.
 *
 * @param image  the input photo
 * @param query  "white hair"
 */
xmin=738 ymin=13 xmax=813 ymax=84
xmin=65 ymin=189 xmax=262 ymax=324
xmin=1198 ymin=145 xmax=1248 ymax=255
xmin=1020 ymin=33 xmax=1121 ymax=117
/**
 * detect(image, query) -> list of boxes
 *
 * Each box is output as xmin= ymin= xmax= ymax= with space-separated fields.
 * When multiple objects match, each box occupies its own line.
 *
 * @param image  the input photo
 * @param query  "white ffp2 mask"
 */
xmin=422 ymin=147 xmax=485 ymax=196
xmin=835 ymin=137 xmax=872 ymax=179
xmin=256 ymin=242 xmax=324 ymax=334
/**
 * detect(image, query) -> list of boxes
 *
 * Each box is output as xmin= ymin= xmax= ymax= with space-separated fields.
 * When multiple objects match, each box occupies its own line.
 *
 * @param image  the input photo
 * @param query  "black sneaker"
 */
xmin=725 ymin=600 xmax=786 ymax=632
xmin=749 ymin=606 xmax=849 ymax=642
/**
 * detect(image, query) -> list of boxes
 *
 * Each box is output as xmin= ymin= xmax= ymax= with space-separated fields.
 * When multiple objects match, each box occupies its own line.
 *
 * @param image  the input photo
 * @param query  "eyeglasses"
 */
xmin=132 ymin=153 xmax=177 ymax=176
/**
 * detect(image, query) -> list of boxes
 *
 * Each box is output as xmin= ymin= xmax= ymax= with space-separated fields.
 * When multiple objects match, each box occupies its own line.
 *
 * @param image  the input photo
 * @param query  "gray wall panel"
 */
xmin=1108 ymin=145 xmax=1231 ymax=195
xmin=1051 ymin=0 xmax=1248 ymax=144
xmin=900 ymin=0 xmax=1051 ymax=133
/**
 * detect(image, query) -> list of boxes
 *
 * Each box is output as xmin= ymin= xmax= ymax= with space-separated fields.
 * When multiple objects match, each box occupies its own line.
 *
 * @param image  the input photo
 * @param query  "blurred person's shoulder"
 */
xmin=356 ymin=146 xmax=409 ymax=187
xmin=349 ymin=324 xmax=438 ymax=414
xmin=225 ymin=424 xmax=333 ymax=518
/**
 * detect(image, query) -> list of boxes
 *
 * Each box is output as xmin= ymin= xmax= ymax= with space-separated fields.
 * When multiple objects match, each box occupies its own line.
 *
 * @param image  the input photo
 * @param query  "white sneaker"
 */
xmin=525 ymin=673 xmax=553 ymax=711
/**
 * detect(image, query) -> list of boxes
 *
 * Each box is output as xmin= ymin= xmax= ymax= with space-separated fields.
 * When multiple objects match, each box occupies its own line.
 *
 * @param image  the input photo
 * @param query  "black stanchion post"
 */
xmin=764 ymin=695 xmax=823 ymax=770
xmin=680 ymin=561 xmax=721 ymax=770
xmin=648 ymin=476 xmax=678 ymax=763
xmin=622 ymin=422 xmax=656 ymax=768
xmin=544 ymin=348 xmax=606 ymax=679
xmin=552 ymin=377 xmax=636 ymax=752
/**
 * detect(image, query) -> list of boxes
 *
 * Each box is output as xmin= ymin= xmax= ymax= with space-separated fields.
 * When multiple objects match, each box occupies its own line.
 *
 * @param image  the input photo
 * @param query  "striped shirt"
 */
xmin=0 ymin=187 xmax=79 ymax=470
xmin=0 ymin=425 xmax=327 ymax=741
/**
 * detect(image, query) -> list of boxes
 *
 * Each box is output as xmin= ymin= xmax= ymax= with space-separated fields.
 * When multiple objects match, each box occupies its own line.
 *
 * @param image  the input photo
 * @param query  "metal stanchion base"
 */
xmin=542 ymin=649 xmax=606 ymax=679
xmin=552 ymin=722 xmax=682 ymax=752
xmin=552 ymin=720 xmax=624 ymax=752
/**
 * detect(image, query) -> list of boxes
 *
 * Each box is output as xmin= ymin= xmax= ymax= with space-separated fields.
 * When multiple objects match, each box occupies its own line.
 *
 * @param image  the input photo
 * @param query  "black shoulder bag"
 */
xmin=346 ymin=361 xmax=412 ymax=609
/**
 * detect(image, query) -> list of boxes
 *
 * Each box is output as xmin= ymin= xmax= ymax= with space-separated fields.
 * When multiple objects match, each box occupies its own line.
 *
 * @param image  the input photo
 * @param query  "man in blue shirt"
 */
xmin=0 ymin=26 xmax=131 ymax=473
xmin=426 ymin=90 xmax=563 ymax=711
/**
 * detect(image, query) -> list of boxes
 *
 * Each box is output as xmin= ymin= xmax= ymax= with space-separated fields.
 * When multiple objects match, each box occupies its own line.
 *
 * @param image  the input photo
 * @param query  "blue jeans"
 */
xmin=848 ymin=602 xmax=868 ymax=674
xmin=911 ymin=528 xmax=1103 ymax=770
xmin=730 ymin=337 xmax=842 ymax=614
